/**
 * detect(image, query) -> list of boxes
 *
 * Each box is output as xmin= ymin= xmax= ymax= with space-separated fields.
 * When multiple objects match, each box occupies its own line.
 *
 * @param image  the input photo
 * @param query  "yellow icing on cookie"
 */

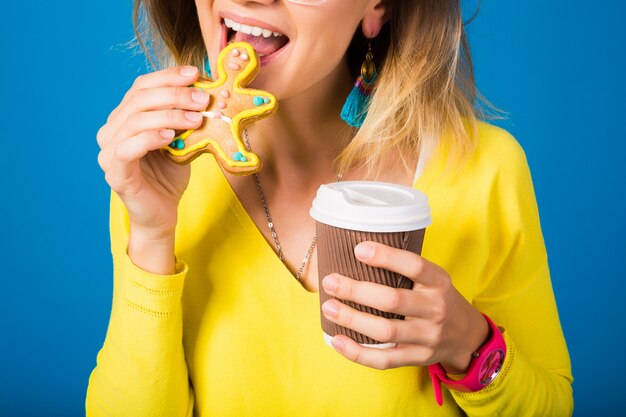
xmin=162 ymin=42 xmax=277 ymax=174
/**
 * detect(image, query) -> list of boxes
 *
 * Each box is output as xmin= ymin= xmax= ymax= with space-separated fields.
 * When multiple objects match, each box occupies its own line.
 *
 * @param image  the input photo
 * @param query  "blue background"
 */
xmin=1 ymin=1 xmax=624 ymax=416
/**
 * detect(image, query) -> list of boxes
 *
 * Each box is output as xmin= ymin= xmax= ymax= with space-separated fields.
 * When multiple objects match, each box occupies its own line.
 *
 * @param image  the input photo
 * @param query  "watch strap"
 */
xmin=428 ymin=314 xmax=506 ymax=406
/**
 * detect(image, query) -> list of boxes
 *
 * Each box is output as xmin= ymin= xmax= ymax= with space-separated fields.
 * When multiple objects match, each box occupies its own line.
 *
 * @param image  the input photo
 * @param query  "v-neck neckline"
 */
xmin=203 ymin=143 xmax=438 ymax=296
xmin=207 ymin=158 xmax=320 ymax=296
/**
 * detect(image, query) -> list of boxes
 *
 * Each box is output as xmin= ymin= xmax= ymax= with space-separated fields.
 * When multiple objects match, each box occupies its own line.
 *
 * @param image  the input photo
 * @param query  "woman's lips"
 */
xmin=220 ymin=22 xmax=229 ymax=51
xmin=219 ymin=19 xmax=290 ymax=67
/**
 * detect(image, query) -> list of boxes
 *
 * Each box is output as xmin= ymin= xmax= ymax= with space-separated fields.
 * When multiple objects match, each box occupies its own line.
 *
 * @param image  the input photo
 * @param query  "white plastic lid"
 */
xmin=309 ymin=181 xmax=432 ymax=232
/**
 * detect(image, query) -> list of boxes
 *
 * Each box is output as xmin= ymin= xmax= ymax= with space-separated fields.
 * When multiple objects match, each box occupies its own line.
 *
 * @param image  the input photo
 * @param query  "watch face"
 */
xmin=478 ymin=349 xmax=505 ymax=385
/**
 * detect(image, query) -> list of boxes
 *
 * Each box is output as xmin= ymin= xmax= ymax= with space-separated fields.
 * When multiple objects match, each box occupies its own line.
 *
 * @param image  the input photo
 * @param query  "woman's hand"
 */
xmin=321 ymin=241 xmax=489 ymax=374
xmin=97 ymin=66 xmax=209 ymax=273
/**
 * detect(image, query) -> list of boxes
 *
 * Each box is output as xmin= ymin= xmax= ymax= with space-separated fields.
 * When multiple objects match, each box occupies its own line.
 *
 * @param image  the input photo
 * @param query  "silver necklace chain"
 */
xmin=243 ymin=128 xmax=339 ymax=282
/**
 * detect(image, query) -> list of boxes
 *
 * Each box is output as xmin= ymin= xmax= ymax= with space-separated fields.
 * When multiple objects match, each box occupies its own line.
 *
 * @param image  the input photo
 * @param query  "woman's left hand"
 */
xmin=321 ymin=241 xmax=489 ymax=374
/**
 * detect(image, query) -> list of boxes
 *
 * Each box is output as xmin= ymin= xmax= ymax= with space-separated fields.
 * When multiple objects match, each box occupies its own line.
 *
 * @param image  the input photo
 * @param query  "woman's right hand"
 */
xmin=97 ymin=66 xmax=210 ymax=273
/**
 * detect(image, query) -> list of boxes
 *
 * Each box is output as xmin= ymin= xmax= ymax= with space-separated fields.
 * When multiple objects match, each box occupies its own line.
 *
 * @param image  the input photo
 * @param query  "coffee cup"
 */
xmin=310 ymin=181 xmax=432 ymax=348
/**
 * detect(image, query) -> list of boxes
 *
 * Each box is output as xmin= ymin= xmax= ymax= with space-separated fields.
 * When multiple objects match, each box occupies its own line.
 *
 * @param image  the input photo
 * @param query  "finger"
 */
xmin=354 ymin=241 xmax=442 ymax=287
xmin=96 ymin=123 xmax=111 ymax=148
xmin=99 ymin=129 xmax=175 ymax=172
xmin=321 ymin=299 xmax=438 ymax=346
xmin=113 ymin=85 xmax=211 ymax=126
xmin=110 ymin=66 xmax=200 ymax=121
xmin=116 ymin=129 xmax=177 ymax=163
xmin=322 ymin=273 xmax=438 ymax=318
xmin=104 ymin=129 xmax=177 ymax=194
xmin=118 ymin=109 xmax=204 ymax=140
xmin=330 ymin=335 xmax=436 ymax=370
xmin=132 ymin=66 xmax=200 ymax=91
xmin=100 ymin=66 xmax=200 ymax=148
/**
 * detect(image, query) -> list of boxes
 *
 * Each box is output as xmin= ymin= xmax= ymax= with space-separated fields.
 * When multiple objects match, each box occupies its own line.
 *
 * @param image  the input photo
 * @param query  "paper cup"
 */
xmin=310 ymin=181 xmax=432 ymax=348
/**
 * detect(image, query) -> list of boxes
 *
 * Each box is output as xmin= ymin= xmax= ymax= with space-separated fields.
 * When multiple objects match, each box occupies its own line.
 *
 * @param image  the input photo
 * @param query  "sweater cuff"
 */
xmin=449 ymin=326 xmax=515 ymax=401
xmin=117 ymin=251 xmax=189 ymax=319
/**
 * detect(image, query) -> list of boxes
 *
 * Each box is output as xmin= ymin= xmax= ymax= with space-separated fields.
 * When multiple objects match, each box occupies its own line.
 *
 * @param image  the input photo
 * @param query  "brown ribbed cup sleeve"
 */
xmin=316 ymin=223 xmax=426 ymax=345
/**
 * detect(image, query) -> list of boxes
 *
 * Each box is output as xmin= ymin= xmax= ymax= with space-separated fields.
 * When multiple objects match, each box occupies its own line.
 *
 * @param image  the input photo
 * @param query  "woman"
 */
xmin=87 ymin=0 xmax=573 ymax=415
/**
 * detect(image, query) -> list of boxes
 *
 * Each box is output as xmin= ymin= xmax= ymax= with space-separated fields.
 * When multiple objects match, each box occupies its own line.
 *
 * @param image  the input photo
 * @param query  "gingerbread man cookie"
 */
xmin=162 ymin=42 xmax=276 ymax=175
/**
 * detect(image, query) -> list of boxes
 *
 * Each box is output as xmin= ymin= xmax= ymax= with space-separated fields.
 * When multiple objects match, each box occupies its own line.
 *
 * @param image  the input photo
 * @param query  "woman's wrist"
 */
xmin=128 ymin=224 xmax=177 ymax=275
xmin=441 ymin=312 xmax=490 ymax=375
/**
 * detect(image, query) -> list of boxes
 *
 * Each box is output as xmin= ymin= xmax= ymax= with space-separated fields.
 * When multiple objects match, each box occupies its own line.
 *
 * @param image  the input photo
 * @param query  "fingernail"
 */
xmin=192 ymin=90 xmax=209 ymax=104
xmin=159 ymin=129 xmax=175 ymax=140
xmin=185 ymin=111 xmax=203 ymax=122
xmin=180 ymin=66 xmax=197 ymax=77
xmin=322 ymin=275 xmax=337 ymax=292
xmin=331 ymin=337 xmax=345 ymax=352
xmin=355 ymin=243 xmax=374 ymax=260
xmin=322 ymin=301 xmax=338 ymax=318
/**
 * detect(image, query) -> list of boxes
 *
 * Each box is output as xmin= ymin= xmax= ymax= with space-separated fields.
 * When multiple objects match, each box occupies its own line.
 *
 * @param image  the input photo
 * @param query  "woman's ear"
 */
xmin=361 ymin=0 xmax=392 ymax=38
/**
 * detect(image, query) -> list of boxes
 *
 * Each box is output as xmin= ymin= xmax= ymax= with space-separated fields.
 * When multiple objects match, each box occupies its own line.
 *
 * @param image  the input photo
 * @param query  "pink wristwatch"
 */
xmin=428 ymin=314 xmax=506 ymax=406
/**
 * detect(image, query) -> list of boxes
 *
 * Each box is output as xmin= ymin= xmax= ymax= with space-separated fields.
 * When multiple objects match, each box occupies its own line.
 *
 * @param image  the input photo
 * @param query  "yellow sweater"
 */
xmin=86 ymin=122 xmax=573 ymax=416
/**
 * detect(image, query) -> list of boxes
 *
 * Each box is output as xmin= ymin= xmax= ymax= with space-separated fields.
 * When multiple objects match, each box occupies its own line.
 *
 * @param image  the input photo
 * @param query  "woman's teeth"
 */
xmin=224 ymin=18 xmax=284 ymax=38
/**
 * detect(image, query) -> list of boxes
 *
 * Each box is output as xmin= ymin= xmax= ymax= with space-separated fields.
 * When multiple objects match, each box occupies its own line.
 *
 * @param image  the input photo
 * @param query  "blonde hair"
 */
xmin=133 ymin=0 xmax=493 ymax=177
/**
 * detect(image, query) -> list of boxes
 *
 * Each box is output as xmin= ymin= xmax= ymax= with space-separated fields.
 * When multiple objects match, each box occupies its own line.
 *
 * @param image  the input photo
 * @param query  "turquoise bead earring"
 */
xmin=204 ymin=55 xmax=213 ymax=79
xmin=340 ymin=40 xmax=377 ymax=128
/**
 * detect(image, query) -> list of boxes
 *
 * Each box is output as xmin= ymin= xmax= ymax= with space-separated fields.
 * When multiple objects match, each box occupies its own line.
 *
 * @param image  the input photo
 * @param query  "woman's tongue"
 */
xmin=232 ymin=31 xmax=287 ymax=56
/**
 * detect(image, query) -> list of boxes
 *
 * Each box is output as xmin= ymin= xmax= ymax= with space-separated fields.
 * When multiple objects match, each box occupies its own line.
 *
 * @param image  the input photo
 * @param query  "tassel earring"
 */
xmin=203 ymin=55 xmax=213 ymax=79
xmin=340 ymin=39 xmax=377 ymax=128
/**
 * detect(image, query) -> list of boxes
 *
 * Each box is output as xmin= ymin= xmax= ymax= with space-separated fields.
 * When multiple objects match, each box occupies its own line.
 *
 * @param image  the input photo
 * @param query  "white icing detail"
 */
xmin=224 ymin=17 xmax=284 ymax=37
xmin=202 ymin=111 xmax=233 ymax=124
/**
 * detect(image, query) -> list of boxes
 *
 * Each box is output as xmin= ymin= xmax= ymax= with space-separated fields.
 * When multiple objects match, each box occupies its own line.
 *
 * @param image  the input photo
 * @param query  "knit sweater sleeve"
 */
xmin=85 ymin=191 xmax=194 ymax=417
xmin=451 ymin=130 xmax=573 ymax=416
